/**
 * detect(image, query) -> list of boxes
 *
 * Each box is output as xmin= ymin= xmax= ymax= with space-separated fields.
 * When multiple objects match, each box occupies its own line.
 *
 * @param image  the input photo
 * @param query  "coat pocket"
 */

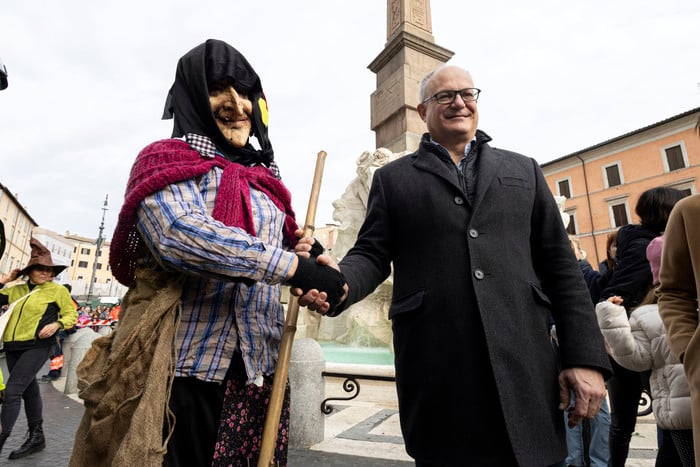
xmin=529 ymin=282 xmax=552 ymax=309
xmin=388 ymin=289 xmax=425 ymax=320
xmin=498 ymin=175 xmax=531 ymax=189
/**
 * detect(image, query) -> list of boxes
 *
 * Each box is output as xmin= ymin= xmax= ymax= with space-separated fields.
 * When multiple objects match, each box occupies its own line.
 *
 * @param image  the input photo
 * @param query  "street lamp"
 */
xmin=86 ymin=194 xmax=108 ymax=304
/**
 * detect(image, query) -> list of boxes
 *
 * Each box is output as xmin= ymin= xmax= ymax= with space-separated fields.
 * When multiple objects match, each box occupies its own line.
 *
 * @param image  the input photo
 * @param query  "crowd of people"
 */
xmin=75 ymin=304 xmax=120 ymax=327
xmin=0 ymin=38 xmax=699 ymax=467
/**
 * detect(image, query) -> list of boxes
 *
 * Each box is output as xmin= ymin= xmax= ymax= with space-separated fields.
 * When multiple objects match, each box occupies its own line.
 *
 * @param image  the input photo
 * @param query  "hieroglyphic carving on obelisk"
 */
xmin=388 ymin=0 xmax=432 ymax=40
xmin=369 ymin=0 xmax=453 ymax=153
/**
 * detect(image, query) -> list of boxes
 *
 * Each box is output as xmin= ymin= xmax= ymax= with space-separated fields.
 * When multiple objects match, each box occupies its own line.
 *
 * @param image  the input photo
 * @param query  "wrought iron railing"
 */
xmin=320 ymin=371 xmax=395 ymax=414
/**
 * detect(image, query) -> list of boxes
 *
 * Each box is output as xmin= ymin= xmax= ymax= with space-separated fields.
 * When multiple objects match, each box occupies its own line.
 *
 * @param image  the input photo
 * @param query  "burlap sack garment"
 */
xmin=69 ymin=268 xmax=183 ymax=466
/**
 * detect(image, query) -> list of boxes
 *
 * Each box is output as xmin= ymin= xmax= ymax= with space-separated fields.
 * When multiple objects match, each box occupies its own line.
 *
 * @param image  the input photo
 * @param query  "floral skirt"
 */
xmin=211 ymin=368 xmax=290 ymax=467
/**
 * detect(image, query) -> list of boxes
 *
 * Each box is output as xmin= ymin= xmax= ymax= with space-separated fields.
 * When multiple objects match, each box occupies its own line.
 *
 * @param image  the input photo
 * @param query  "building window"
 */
xmin=96 ymin=263 xmax=102 ymax=270
xmin=78 ymin=261 xmax=89 ymax=268
xmin=668 ymin=180 xmax=695 ymax=198
xmin=80 ymin=247 xmax=91 ymax=255
xmin=610 ymin=202 xmax=629 ymax=227
xmin=565 ymin=212 xmax=577 ymax=235
xmin=603 ymin=163 xmax=623 ymax=188
xmin=662 ymin=143 xmax=688 ymax=172
xmin=557 ymin=179 xmax=572 ymax=198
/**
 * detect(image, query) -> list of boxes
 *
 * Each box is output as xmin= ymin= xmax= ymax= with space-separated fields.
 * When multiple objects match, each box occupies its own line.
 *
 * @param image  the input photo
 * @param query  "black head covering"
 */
xmin=0 ymin=57 xmax=8 ymax=90
xmin=162 ymin=39 xmax=273 ymax=166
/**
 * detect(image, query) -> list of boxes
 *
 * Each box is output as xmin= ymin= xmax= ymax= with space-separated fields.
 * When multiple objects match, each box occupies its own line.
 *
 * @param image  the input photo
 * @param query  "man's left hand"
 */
xmin=558 ymin=367 xmax=606 ymax=428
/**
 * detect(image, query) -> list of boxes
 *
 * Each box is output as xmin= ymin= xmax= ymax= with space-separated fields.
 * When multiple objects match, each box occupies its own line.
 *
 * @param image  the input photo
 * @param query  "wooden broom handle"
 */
xmin=258 ymin=150 xmax=327 ymax=467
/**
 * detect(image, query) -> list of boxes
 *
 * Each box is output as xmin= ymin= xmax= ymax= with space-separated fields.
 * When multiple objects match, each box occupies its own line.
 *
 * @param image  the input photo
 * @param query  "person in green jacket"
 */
xmin=0 ymin=237 xmax=77 ymax=459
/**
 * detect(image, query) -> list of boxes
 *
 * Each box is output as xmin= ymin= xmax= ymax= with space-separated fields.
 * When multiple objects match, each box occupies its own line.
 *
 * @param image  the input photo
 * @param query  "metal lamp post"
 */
xmin=86 ymin=194 xmax=108 ymax=305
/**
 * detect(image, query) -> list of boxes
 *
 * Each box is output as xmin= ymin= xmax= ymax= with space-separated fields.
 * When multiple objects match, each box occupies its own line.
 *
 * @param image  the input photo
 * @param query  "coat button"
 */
xmin=474 ymin=269 xmax=485 ymax=279
xmin=469 ymin=229 xmax=478 ymax=238
xmin=454 ymin=196 xmax=464 ymax=205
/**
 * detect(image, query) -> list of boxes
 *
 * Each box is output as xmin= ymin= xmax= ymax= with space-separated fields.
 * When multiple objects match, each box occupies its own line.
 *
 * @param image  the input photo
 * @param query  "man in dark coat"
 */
xmin=296 ymin=65 xmax=612 ymax=466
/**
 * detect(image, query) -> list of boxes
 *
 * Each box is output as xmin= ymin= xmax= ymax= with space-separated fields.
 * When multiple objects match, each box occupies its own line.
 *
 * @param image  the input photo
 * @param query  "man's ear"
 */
xmin=417 ymin=103 xmax=426 ymax=122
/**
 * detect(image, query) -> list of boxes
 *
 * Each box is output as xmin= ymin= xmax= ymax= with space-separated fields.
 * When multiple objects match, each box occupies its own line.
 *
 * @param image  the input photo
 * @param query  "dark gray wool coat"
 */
xmin=337 ymin=131 xmax=612 ymax=466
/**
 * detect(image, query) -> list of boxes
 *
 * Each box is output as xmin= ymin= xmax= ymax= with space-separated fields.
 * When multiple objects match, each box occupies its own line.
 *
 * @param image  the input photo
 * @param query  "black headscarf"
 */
xmin=162 ymin=39 xmax=273 ymax=166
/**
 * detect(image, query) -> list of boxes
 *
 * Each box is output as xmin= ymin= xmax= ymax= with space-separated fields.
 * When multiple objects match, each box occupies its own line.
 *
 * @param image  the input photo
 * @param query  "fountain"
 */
xmin=295 ymin=148 xmax=409 ymax=366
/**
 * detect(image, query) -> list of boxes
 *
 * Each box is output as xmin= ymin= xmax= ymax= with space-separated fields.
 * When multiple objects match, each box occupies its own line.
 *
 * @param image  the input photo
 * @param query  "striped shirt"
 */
xmin=135 ymin=135 xmax=296 ymax=384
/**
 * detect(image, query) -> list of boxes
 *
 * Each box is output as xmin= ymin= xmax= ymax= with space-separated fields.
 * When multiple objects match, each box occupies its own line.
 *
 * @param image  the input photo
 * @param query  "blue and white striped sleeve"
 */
xmin=135 ymin=173 xmax=295 ymax=284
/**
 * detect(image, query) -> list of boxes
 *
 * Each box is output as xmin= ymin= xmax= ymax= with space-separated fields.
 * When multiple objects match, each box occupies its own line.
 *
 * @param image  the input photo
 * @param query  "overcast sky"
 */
xmin=2 ymin=0 xmax=699 ymax=240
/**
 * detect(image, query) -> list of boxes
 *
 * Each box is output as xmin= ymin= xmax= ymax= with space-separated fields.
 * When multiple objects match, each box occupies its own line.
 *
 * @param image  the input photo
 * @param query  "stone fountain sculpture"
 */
xmin=307 ymin=148 xmax=406 ymax=350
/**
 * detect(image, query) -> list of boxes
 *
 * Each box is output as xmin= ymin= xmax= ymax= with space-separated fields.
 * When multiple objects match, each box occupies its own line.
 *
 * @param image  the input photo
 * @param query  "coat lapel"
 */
xmin=411 ymin=150 xmax=463 ymax=195
xmin=471 ymin=144 xmax=504 ymax=212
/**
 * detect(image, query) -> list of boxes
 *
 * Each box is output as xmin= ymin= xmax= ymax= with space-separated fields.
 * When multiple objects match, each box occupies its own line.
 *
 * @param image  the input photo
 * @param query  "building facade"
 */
xmin=63 ymin=232 xmax=127 ymax=302
xmin=541 ymin=107 xmax=700 ymax=268
xmin=0 ymin=182 xmax=126 ymax=301
xmin=32 ymin=227 xmax=74 ymax=284
xmin=0 ymin=182 xmax=37 ymax=274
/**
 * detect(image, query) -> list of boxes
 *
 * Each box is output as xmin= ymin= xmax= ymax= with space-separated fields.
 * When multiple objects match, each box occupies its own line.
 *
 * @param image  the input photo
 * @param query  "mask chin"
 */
xmin=217 ymin=123 xmax=250 ymax=148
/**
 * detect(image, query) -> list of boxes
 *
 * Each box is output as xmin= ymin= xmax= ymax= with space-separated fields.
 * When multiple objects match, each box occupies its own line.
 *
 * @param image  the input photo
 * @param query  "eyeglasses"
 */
xmin=422 ymin=88 xmax=481 ymax=105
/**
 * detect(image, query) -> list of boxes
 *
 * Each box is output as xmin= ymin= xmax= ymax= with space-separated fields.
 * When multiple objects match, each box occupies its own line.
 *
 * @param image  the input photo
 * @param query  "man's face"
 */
xmin=209 ymin=81 xmax=253 ymax=148
xmin=417 ymin=66 xmax=479 ymax=145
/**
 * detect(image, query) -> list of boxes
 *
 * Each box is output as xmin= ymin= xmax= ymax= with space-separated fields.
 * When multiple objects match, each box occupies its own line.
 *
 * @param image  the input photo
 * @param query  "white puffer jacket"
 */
xmin=596 ymin=301 xmax=691 ymax=430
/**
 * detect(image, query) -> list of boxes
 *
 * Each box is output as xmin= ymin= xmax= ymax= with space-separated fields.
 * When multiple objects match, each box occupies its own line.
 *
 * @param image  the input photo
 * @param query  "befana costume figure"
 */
xmin=0 ymin=237 xmax=77 ymax=459
xmin=69 ymin=39 xmax=344 ymax=467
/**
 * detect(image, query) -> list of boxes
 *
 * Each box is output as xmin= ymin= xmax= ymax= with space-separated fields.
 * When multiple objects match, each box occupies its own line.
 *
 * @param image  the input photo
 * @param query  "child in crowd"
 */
xmin=596 ymin=236 xmax=695 ymax=466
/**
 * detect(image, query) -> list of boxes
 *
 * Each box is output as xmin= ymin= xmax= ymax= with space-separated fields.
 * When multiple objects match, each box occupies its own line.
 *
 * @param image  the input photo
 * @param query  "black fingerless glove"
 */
xmin=309 ymin=238 xmax=325 ymax=258
xmin=288 ymin=256 xmax=345 ymax=312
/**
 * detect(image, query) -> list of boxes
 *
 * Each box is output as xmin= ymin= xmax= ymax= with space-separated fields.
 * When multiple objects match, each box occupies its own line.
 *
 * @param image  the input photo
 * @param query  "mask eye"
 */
xmin=208 ymin=78 xmax=235 ymax=95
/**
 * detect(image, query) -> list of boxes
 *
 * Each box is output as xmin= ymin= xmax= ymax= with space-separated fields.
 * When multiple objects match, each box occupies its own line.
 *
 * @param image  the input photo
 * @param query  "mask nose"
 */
xmin=222 ymin=86 xmax=246 ymax=114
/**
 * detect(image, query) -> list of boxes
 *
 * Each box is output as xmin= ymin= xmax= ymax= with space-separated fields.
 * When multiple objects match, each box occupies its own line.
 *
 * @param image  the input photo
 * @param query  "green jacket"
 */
xmin=0 ymin=281 xmax=77 ymax=346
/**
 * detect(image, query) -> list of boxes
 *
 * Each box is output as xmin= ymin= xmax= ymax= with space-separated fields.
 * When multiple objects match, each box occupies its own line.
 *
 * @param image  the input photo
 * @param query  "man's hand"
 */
xmin=558 ymin=367 xmax=606 ymax=428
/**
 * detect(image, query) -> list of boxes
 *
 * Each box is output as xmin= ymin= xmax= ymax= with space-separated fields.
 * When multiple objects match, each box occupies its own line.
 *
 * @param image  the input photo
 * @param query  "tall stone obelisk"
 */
xmin=369 ymin=0 xmax=454 ymax=153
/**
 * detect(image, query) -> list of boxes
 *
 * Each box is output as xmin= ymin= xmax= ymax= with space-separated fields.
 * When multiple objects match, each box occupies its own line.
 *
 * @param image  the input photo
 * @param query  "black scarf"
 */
xmin=162 ymin=39 xmax=273 ymax=167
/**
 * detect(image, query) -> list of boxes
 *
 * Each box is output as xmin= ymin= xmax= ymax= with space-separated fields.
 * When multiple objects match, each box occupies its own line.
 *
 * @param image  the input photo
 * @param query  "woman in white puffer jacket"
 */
xmin=596 ymin=235 xmax=694 ymax=466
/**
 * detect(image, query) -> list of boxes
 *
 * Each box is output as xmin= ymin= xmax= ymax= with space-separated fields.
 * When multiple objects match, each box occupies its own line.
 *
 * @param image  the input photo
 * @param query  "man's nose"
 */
xmin=450 ymin=94 xmax=468 ymax=108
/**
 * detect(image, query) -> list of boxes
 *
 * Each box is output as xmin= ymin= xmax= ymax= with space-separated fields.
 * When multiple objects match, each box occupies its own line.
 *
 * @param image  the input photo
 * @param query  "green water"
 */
xmin=319 ymin=342 xmax=394 ymax=366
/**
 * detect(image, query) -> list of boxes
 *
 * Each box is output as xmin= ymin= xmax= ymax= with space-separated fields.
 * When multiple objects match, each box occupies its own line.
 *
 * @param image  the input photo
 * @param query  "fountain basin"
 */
xmin=319 ymin=342 xmax=394 ymax=366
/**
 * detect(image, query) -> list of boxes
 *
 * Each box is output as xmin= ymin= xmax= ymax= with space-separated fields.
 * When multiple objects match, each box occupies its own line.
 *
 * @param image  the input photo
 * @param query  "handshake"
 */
xmin=286 ymin=237 xmax=347 ymax=316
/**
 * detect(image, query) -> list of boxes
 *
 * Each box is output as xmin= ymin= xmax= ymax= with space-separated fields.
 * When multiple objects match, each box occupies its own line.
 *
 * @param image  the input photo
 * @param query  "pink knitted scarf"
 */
xmin=110 ymin=139 xmax=298 ymax=285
